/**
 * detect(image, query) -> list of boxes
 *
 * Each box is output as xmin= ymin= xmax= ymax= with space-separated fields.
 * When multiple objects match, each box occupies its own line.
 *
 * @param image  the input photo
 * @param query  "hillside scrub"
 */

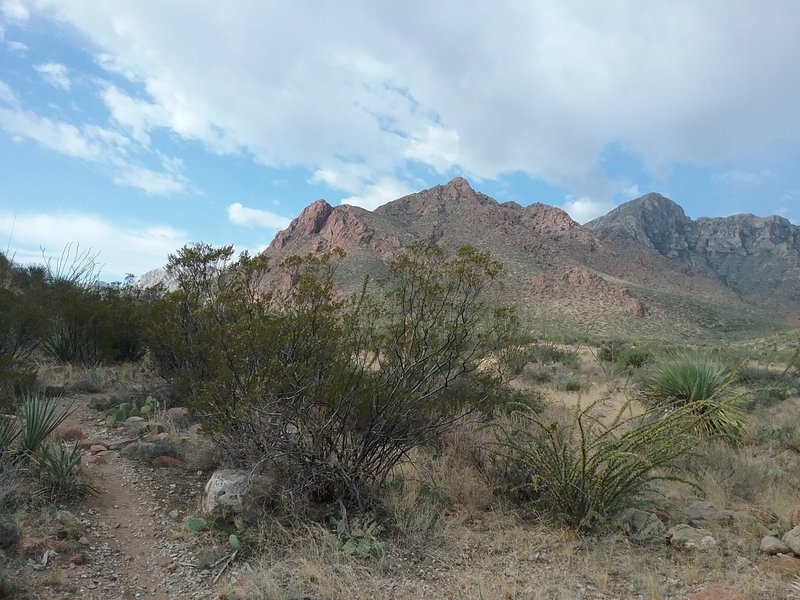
xmin=145 ymin=242 xmax=524 ymax=507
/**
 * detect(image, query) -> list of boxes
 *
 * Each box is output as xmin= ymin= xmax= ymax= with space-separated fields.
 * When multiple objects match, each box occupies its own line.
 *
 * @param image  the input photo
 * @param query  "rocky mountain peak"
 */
xmin=587 ymin=192 xmax=692 ymax=258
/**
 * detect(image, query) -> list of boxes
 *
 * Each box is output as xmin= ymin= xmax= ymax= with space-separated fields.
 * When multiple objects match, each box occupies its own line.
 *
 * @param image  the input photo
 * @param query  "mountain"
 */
xmin=586 ymin=193 xmax=800 ymax=307
xmin=259 ymin=178 xmax=797 ymax=340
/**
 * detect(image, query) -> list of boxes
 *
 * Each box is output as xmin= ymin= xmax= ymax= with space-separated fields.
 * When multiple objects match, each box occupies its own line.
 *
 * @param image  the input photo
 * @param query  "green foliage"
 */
xmin=496 ymin=400 xmax=699 ymax=531
xmin=0 ymin=574 xmax=13 ymax=598
xmin=36 ymin=442 xmax=92 ymax=500
xmin=553 ymin=376 xmax=588 ymax=392
xmin=642 ymin=352 xmax=747 ymax=444
xmin=19 ymin=392 xmax=72 ymax=458
xmin=145 ymin=242 xmax=521 ymax=506
xmin=598 ymin=340 xmax=653 ymax=368
xmin=0 ymin=415 xmax=20 ymax=455
xmin=327 ymin=501 xmax=387 ymax=558
xmin=102 ymin=396 xmax=159 ymax=428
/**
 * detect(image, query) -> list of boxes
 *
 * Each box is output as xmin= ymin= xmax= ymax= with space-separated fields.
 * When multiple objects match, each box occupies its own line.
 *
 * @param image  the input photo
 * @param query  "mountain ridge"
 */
xmin=255 ymin=178 xmax=797 ymax=339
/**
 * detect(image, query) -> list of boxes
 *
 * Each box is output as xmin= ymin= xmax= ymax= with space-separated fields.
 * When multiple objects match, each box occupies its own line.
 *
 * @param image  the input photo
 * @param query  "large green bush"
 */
xmin=146 ymin=242 xmax=520 ymax=506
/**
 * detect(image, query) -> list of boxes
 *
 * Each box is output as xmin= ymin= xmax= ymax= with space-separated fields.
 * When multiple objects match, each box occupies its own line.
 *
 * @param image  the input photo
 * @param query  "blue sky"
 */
xmin=1 ymin=1 xmax=799 ymax=281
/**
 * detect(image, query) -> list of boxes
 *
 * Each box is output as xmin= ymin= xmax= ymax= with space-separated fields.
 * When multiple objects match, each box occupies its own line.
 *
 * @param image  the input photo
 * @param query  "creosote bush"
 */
xmin=495 ymin=399 xmax=701 ymax=531
xmin=146 ymin=242 xmax=522 ymax=507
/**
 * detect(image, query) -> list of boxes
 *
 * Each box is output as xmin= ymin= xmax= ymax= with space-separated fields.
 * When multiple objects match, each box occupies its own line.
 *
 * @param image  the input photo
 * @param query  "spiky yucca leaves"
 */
xmin=643 ymin=352 xmax=747 ymax=445
xmin=36 ymin=442 xmax=92 ymax=500
xmin=496 ymin=399 xmax=699 ymax=531
xmin=19 ymin=391 xmax=73 ymax=458
xmin=0 ymin=415 xmax=20 ymax=455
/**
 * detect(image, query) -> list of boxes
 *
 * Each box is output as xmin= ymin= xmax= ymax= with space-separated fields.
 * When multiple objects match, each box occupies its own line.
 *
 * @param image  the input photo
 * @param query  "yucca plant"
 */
xmin=642 ymin=352 xmax=747 ymax=445
xmin=19 ymin=391 xmax=73 ymax=458
xmin=35 ymin=442 xmax=92 ymax=500
xmin=495 ymin=399 xmax=699 ymax=531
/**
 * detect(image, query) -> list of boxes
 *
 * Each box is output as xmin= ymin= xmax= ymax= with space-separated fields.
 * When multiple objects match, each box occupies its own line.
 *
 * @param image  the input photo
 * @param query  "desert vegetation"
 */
xmin=2 ymin=243 xmax=800 ymax=599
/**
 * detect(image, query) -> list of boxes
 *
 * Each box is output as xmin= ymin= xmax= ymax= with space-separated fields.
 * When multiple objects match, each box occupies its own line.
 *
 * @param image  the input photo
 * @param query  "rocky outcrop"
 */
xmin=587 ymin=193 xmax=800 ymax=308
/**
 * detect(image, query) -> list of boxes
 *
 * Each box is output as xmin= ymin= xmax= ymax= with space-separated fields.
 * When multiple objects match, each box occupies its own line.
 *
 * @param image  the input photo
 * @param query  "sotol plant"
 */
xmin=642 ymin=352 xmax=747 ymax=445
xmin=496 ymin=398 xmax=700 ymax=531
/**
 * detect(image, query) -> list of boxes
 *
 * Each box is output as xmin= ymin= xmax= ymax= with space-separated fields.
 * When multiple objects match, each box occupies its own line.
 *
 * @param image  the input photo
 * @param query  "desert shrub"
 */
xmin=36 ymin=441 xmax=92 ymax=500
xmin=18 ymin=391 xmax=72 ymax=458
xmin=145 ymin=242 xmax=523 ymax=507
xmin=618 ymin=346 xmax=654 ymax=368
xmin=553 ymin=376 xmax=588 ymax=392
xmin=641 ymin=352 xmax=747 ymax=445
xmin=495 ymin=399 xmax=699 ymax=531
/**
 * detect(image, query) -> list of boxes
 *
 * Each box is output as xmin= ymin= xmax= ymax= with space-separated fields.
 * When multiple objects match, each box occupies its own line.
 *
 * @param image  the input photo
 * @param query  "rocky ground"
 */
xmin=7 ymin=386 xmax=800 ymax=599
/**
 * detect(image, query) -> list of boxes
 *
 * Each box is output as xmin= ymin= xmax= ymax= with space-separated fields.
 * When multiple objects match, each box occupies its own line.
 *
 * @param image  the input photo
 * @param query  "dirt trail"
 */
xmin=33 ymin=394 xmax=213 ymax=600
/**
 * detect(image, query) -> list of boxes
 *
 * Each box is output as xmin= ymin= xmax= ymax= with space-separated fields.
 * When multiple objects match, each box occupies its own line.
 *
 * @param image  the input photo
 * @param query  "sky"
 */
xmin=1 ymin=1 xmax=800 ymax=281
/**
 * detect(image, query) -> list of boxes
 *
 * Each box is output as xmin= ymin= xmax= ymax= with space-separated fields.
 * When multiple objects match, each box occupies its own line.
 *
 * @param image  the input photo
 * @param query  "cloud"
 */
xmin=0 ymin=212 xmax=187 ymax=279
xmin=621 ymin=184 xmax=641 ymax=198
xmin=1 ymin=0 xmax=28 ymax=20
xmin=7 ymin=40 xmax=27 ymax=51
xmin=0 ymin=86 xmax=187 ymax=194
xmin=717 ymin=169 xmax=776 ymax=185
xmin=10 ymin=1 xmax=800 ymax=206
xmin=561 ymin=196 xmax=614 ymax=224
xmin=113 ymin=165 xmax=187 ymax=195
xmin=34 ymin=62 xmax=71 ymax=90
xmin=227 ymin=203 xmax=291 ymax=229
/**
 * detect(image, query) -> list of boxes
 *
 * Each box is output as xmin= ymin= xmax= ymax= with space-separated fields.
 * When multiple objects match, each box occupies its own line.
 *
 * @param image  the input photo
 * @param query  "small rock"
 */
xmin=782 ymin=525 xmax=800 ymax=555
xmin=165 ymin=561 xmax=177 ymax=573
xmin=71 ymin=552 xmax=87 ymax=565
xmin=684 ymin=500 xmax=734 ymax=526
xmin=123 ymin=416 xmax=148 ymax=436
xmin=89 ymin=444 xmax=108 ymax=455
xmin=760 ymin=554 xmax=800 ymax=577
xmin=108 ymin=438 xmax=137 ymax=450
xmin=120 ymin=441 xmax=157 ymax=460
xmin=152 ymin=456 xmax=187 ymax=469
xmin=685 ymin=586 xmax=750 ymax=600
xmin=666 ymin=524 xmax=717 ymax=551
xmin=166 ymin=407 xmax=192 ymax=429
xmin=790 ymin=503 xmax=800 ymax=528
xmin=16 ymin=536 xmax=60 ymax=557
xmin=760 ymin=535 xmax=790 ymax=555
xmin=203 ymin=469 xmax=250 ymax=516
xmin=78 ymin=536 xmax=90 ymax=546
xmin=619 ymin=508 xmax=666 ymax=545
xmin=54 ymin=425 xmax=84 ymax=442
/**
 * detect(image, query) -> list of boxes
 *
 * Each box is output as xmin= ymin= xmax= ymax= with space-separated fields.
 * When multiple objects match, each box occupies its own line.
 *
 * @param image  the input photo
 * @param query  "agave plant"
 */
xmin=642 ymin=352 xmax=747 ymax=445
xmin=19 ymin=391 xmax=73 ymax=457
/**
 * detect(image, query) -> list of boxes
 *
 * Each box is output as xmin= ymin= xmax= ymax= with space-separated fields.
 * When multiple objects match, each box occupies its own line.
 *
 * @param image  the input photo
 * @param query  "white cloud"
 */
xmin=113 ymin=165 xmax=186 ymax=195
xmin=227 ymin=203 xmax=291 ymax=229
xmin=7 ymin=40 xmax=27 ymax=51
xmin=35 ymin=62 xmax=71 ymax=90
xmin=10 ymin=1 xmax=800 ymax=206
xmin=1 ymin=0 xmax=28 ymax=20
xmin=341 ymin=176 xmax=414 ymax=210
xmin=717 ymin=169 xmax=776 ymax=185
xmin=621 ymin=184 xmax=641 ymax=199
xmin=0 ymin=86 xmax=187 ymax=194
xmin=0 ymin=212 xmax=187 ymax=279
xmin=561 ymin=196 xmax=614 ymax=224
xmin=0 ymin=105 xmax=105 ymax=160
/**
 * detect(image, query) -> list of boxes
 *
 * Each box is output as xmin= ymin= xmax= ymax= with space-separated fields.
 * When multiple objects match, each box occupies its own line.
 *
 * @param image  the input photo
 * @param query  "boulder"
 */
xmin=760 ymin=535 xmax=790 ymax=555
xmin=123 ymin=416 xmax=148 ymax=436
xmin=790 ymin=503 xmax=800 ymax=528
xmin=760 ymin=554 xmax=800 ymax=577
xmin=203 ymin=470 xmax=251 ymax=516
xmin=618 ymin=508 xmax=666 ymax=545
xmin=782 ymin=525 xmax=800 ymax=555
xmin=667 ymin=524 xmax=717 ymax=551
xmin=684 ymin=500 xmax=734 ymax=526
xmin=152 ymin=456 xmax=186 ymax=469
xmin=53 ymin=425 xmax=84 ymax=442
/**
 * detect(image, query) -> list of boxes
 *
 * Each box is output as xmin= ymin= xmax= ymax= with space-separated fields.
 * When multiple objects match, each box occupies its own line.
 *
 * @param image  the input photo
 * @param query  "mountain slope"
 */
xmin=260 ymin=180 xmax=792 ymax=339
xmin=587 ymin=193 xmax=800 ymax=307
